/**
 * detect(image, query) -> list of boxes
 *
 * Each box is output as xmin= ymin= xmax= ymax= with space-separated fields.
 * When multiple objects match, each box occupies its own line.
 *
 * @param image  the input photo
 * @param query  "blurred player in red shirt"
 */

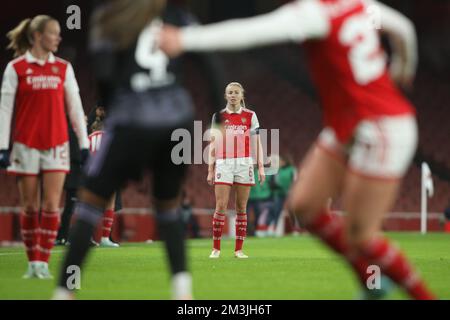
xmin=88 ymin=114 xmax=119 ymax=247
xmin=208 ymin=82 xmax=265 ymax=259
xmin=0 ymin=15 xmax=89 ymax=279
xmin=160 ymin=0 xmax=435 ymax=299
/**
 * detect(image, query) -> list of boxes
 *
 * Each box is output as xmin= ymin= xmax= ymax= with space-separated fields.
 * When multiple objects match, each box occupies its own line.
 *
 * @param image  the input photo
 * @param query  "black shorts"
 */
xmin=83 ymin=121 xmax=193 ymax=201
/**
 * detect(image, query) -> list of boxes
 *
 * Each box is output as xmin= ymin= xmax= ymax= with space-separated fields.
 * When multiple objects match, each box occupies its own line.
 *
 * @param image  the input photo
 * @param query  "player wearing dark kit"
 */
xmin=53 ymin=0 xmax=223 ymax=299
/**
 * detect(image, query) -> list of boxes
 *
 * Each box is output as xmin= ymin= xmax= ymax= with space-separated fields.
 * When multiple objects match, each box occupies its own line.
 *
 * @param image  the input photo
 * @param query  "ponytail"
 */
xmin=6 ymin=18 xmax=32 ymax=57
xmin=7 ymin=15 xmax=56 ymax=57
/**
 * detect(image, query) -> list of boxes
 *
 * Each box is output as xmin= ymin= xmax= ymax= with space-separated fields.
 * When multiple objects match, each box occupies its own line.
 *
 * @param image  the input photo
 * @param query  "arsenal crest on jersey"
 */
xmin=51 ymin=66 xmax=59 ymax=74
xmin=241 ymin=117 xmax=247 ymax=123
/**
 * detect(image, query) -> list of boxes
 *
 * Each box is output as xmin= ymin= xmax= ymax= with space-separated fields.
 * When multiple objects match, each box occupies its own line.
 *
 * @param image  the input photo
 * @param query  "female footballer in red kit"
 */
xmin=0 ymin=15 xmax=89 ymax=279
xmin=208 ymin=82 xmax=265 ymax=259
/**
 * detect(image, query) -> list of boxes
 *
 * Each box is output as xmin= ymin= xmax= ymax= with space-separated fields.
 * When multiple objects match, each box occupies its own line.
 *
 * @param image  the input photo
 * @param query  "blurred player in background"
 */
xmin=266 ymin=154 xmax=297 ymax=236
xmin=207 ymin=82 xmax=265 ymax=259
xmin=247 ymin=164 xmax=274 ymax=237
xmin=0 ymin=15 xmax=89 ymax=279
xmin=88 ymin=112 xmax=119 ymax=247
xmin=160 ymin=0 xmax=435 ymax=299
xmin=88 ymin=106 xmax=124 ymax=217
xmin=54 ymin=0 xmax=224 ymax=300
xmin=57 ymin=106 xmax=120 ymax=247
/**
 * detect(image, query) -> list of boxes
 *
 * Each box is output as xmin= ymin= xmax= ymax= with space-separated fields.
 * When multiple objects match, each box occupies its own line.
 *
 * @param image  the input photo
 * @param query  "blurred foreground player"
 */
xmin=160 ymin=0 xmax=435 ymax=299
xmin=54 ymin=0 xmax=223 ymax=299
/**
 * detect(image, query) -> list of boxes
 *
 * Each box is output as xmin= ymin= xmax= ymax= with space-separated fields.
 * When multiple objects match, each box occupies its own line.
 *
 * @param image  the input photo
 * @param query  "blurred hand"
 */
xmin=258 ymin=166 xmax=265 ymax=185
xmin=207 ymin=170 xmax=215 ymax=186
xmin=391 ymin=71 xmax=414 ymax=92
xmin=0 ymin=149 xmax=11 ymax=169
xmin=159 ymin=25 xmax=183 ymax=58
xmin=389 ymin=56 xmax=414 ymax=92
xmin=80 ymin=148 xmax=90 ymax=167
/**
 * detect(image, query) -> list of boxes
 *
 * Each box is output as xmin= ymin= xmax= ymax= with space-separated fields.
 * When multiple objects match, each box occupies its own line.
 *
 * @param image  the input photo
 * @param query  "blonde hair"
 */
xmin=91 ymin=0 xmax=166 ymax=49
xmin=7 ymin=15 xmax=57 ymax=57
xmin=225 ymin=82 xmax=247 ymax=108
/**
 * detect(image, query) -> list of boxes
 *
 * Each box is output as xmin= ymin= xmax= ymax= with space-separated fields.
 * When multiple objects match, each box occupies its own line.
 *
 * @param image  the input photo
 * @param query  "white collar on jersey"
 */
xmin=25 ymin=51 xmax=56 ymax=66
xmin=225 ymin=106 xmax=243 ymax=114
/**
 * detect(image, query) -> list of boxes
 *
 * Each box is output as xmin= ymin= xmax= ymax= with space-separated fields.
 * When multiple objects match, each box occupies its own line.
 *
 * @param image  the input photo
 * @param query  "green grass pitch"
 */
xmin=0 ymin=233 xmax=449 ymax=300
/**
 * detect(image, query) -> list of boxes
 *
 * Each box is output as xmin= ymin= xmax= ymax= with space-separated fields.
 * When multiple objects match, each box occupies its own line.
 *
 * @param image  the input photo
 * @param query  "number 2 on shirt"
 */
xmin=339 ymin=14 xmax=386 ymax=85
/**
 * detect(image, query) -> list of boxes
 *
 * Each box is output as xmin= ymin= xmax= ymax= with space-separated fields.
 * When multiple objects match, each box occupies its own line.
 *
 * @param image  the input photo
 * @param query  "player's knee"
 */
xmin=21 ymin=194 xmax=39 ymax=213
xmin=215 ymin=200 xmax=228 ymax=212
xmin=235 ymin=202 xmax=247 ymax=213
xmin=287 ymin=194 xmax=315 ymax=220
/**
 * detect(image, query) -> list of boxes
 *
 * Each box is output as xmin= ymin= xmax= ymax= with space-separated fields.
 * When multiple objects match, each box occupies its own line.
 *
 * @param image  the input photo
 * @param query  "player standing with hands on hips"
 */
xmin=0 ymin=15 xmax=89 ymax=279
xmin=160 ymin=0 xmax=435 ymax=299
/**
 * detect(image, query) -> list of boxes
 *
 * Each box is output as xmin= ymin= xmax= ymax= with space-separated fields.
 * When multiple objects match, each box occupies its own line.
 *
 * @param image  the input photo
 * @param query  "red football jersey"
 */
xmin=303 ymin=0 xmax=414 ymax=142
xmin=88 ymin=131 xmax=104 ymax=154
xmin=9 ymin=53 xmax=69 ymax=149
xmin=0 ymin=51 xmax=89 ymax=151
xmin=214 ymin=107 xmax=260 ymax=159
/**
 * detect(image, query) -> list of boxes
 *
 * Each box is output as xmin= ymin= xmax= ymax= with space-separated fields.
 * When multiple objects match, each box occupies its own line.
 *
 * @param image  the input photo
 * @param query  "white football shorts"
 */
xmin=317 ymin=115 xmax=417 ymax=179
xmin=214 ymin=157 xmax=255 ymax=186
xmin=7 ymin=141 xmax=70 ymax=176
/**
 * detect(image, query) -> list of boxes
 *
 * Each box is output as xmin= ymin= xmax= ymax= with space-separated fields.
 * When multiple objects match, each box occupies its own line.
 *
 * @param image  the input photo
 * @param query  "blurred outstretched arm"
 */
xmin=374 ymin=0 xmax=418 ymax=89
